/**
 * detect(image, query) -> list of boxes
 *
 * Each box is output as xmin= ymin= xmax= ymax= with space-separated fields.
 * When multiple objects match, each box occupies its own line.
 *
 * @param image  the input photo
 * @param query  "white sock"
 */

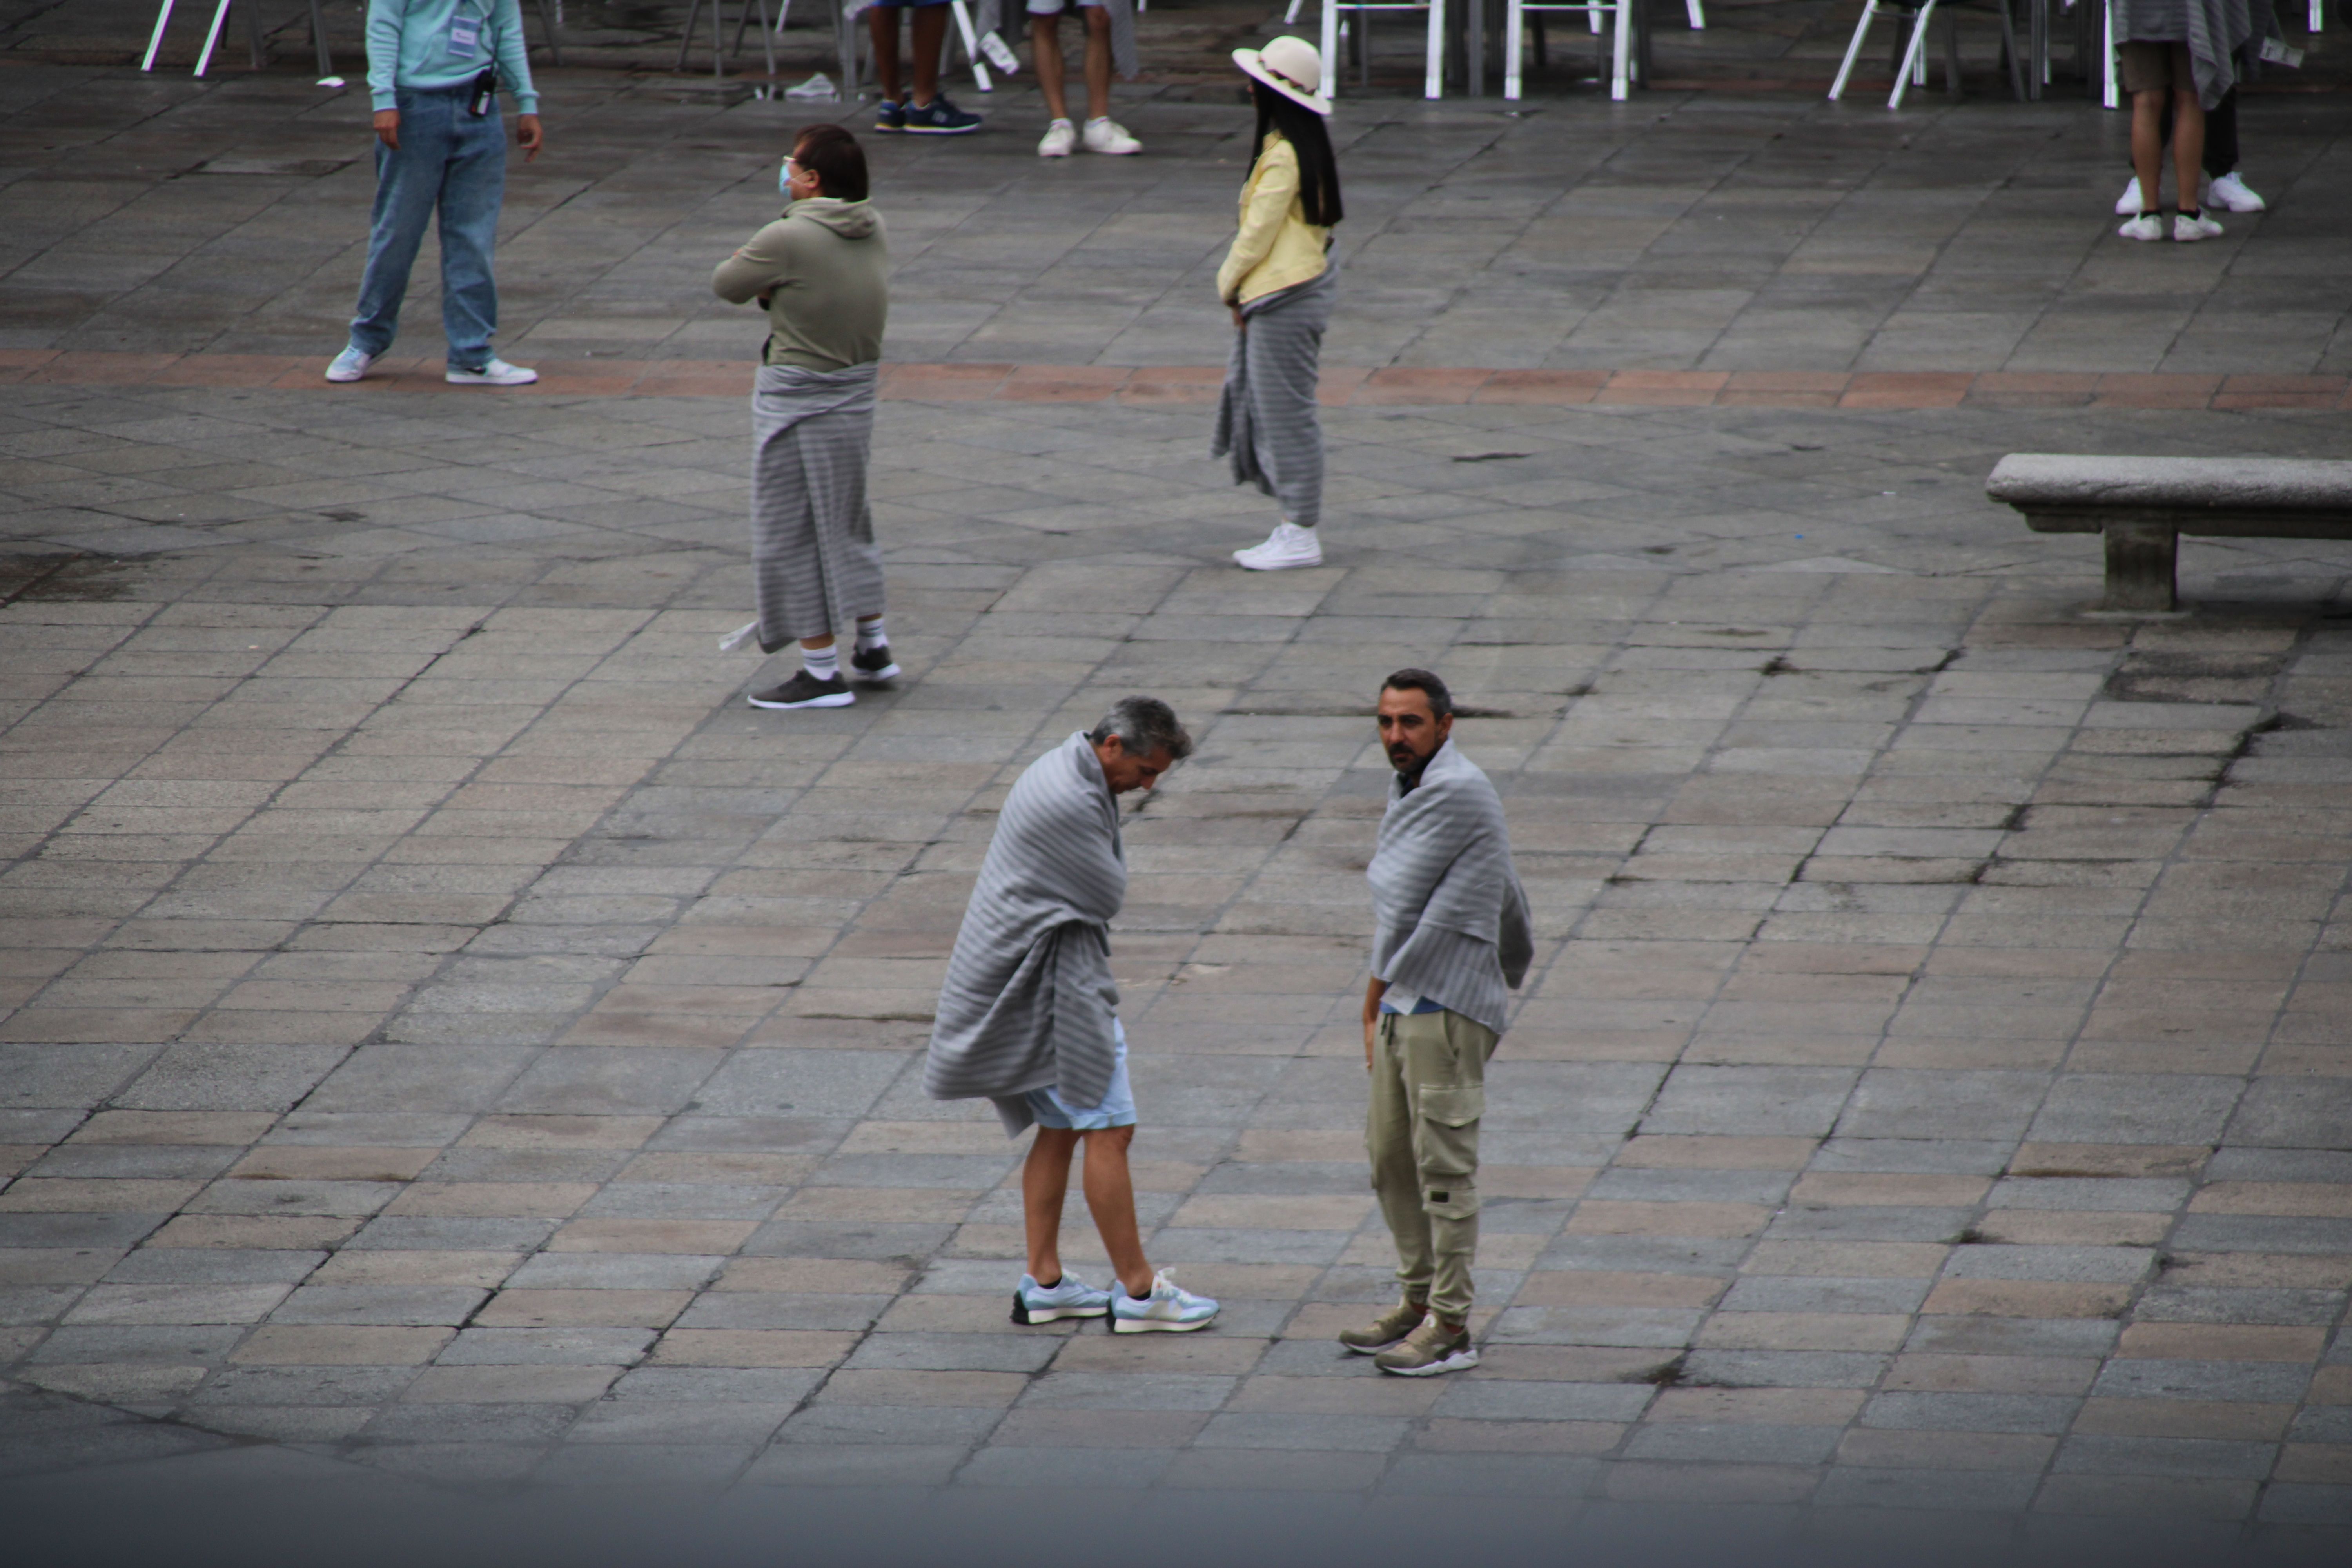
xmin=802 ymin=645 xmax=840 ymax=682
xmin=1087 ymin=116 xmax=1111 ymax=128
xmin=855 ymin=617 xmax=887 ymax=650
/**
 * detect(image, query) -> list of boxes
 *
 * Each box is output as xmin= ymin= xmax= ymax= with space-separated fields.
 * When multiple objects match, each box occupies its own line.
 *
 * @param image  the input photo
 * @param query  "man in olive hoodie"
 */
xmin=714 ymin=125 xmax=896 ymax=711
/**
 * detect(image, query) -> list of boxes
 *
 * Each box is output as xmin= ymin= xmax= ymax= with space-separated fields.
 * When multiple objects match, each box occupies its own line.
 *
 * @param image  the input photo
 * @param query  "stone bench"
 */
xmin=1985 ymin=454 xmax=2352 ymax=613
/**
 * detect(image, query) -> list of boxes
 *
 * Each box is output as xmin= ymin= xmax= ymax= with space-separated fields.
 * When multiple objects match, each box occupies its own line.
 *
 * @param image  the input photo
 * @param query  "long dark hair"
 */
xmin=1251 ymin=79 xmax=1342 ymax=228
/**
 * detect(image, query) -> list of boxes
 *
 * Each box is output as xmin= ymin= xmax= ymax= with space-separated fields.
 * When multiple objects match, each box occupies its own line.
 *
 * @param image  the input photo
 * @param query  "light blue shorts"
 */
xmin=1026 ymin=1020 xmax=1135 ymax=1131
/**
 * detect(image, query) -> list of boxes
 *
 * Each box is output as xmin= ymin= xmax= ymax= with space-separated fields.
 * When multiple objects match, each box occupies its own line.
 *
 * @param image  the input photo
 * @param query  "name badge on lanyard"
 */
xmin=449 ymin=12 xmax=482 ymax=55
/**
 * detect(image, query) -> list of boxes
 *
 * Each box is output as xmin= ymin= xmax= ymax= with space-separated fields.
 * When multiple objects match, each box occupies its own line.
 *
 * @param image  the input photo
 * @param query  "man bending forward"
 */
xmin=1343 ymin=669 xmax=1530 ymax=1376
xmin=926 ymin=698 xmax=1220 ymax=1333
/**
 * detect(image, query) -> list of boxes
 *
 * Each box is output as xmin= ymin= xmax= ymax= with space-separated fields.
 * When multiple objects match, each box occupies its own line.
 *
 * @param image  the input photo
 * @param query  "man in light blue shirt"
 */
xmin=327 ymin=0 xmax=544 ymax=386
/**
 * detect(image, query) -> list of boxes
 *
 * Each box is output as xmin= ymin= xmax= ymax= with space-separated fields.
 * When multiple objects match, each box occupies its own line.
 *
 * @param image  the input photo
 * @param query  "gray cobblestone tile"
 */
xmin=608 ymin=1367 xmax=825 ymax=1403
xmin=360 ymin=1402 xmax=579 ymax=1445
xmin=957 ymin=1446 xmax=1174 ymax=1488
xmin=1625 ymin=1422 xmax=1843 ymax=1465
xmin=778 ymin=1403 xmax=1003 ymax=1446
xmin=1678 ymin=1351 xmax=1889 ymax=1388
xmin=437 ymin=1327 xmax=656 ymax=1365
xmin=2053 ymin=1434 xmax=2279 ymax=1479
xmin=2091 ymin=1359 xmax=2315 ymax=1404
xmin=1861 ymin=1391 xmax=2080 ymax=1433
xmin=739 ymin=1443 xmax=966 ymax=1486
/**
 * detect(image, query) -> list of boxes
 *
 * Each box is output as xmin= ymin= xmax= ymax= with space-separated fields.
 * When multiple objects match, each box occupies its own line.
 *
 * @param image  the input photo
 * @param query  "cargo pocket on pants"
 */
xmin=1414 ymin=1083 xmax=1483 ymax=1219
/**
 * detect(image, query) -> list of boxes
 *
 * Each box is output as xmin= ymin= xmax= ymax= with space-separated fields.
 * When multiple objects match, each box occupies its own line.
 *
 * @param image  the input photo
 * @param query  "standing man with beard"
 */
xmin=1340 ymin=668 xmax=1531 ymax=1376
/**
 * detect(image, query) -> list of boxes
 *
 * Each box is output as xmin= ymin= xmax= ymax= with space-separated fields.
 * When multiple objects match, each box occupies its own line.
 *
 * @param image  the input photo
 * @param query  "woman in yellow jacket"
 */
xmin=1216 ymin=37 xmax=1342 ymax=572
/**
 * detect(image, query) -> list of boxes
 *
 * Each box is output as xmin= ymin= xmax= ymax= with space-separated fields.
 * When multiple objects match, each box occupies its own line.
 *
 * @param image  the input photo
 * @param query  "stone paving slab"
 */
xmin=6 ymin=58 xmax=2351 ymax=374
xmin=3 ymin=376 xmax=2352 ymax=1532
xmin=14 ymin=351 xmax=2352 ymax=414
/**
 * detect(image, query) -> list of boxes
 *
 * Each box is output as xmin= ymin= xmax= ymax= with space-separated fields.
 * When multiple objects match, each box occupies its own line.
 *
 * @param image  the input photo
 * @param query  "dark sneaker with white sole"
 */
xmin=748 ymin=671 xmax=853 ymax=710
xmin=851 ymin=644 xmax=900 ymax=682
xmin=901 ymin=95 xmax=982 ymax=134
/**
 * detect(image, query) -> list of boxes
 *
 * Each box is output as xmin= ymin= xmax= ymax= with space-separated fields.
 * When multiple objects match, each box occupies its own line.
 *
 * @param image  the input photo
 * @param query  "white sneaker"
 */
xmin=2208 ymin=171 xmax=2265 ymax=212
xmin=445 ymin=358 xmax=538 ymax=386
xmin=1038 ymin=118 xmax=1076 ymax=158
xmin=325 ymin=346 xmax=373 ymax=383
xmin=1232 ymin=521 xmax=1322 ymax=571
xmin=2174 ymin=212 xmax=2224 ymax=242
xmin=1081 ymin=117 xmax=1141 ymax=155
xmin=2114 ymin=175 xmax=2144 ymax=216
xmin=2117 ymin=213 xmax=2164 ymax=242
xmin=1110 ymin=1270 xmax=1218 ymax=1334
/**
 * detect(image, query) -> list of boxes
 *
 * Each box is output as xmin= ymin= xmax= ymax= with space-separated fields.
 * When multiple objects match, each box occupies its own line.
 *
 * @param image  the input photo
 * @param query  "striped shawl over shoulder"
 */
xmin=1367 ymin=740 xmax=1532 ymax=1034
xmin=926 ymin=733 xmax=1125 ymax=1134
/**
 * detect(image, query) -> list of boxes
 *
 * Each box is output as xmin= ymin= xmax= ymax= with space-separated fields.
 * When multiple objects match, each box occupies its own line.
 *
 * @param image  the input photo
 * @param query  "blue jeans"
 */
xmin=348 ymin=85 xmax=506 ymax=370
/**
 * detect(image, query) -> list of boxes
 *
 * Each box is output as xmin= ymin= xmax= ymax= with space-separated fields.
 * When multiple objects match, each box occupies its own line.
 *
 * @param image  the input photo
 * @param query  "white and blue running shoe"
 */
xmin=1011 ymin=1271 xmax=1113 ymax=1325
xmin=1111 ymin=1270 xmax=1219 ymax=1334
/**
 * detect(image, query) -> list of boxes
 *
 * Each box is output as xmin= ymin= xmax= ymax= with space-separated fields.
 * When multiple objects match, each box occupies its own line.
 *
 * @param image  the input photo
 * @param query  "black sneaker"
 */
xmin=850 ymin=643 xmax=900 ymax=682
xmin=748 ymin=670 xmax=853 ymax=710
xmin=873 ymin=99 xmax=905 ymax=133
xmin=901 ymin=95 xmax=982 ymax=135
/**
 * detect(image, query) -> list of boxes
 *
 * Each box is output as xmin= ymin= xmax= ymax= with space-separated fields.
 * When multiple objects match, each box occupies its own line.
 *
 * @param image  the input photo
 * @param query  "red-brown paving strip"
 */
xmin=5 ymin=350 xmax=2349 ymax=411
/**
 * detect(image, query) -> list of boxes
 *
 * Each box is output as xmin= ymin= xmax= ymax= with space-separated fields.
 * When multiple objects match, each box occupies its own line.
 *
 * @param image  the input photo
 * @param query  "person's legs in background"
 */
xmin=2203 ymin=88 xmax=2265 ymax=210
xmin=872 ymin=0 xmax=978 ymax=132
xmin=867 ymin=2 xmax=943 ymax=113
xmin=2167 ymin=47 xmax=2219 ymax=240
xmin=347 ymin=89 xmax=450 ymax=360
xmin=433 ymin=105 xmax=508 ymax=375
xmin=1032 ymin=2 xmax=1135 ymax=155
xmin=2119 ymin=38 xmax=2176 ymax=240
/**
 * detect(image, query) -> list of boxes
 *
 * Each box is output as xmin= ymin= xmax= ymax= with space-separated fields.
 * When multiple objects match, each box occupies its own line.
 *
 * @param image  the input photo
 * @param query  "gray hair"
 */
xmin=1087 ymin=695 xmax=1192 ymax=762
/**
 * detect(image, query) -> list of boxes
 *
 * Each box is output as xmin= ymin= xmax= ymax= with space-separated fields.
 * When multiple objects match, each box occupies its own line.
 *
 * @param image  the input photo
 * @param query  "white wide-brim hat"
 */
xmin=1234 ymin=35 xmax=1330 ymax=116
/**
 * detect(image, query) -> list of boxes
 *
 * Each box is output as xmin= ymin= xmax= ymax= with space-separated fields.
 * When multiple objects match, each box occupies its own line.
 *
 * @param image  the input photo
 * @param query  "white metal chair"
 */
xmin=1290 ymin=0 xmax=1695 ymax=45
xmin=680 ymin=0 xmax=777 ymax=77
xmin=1829 ymin=0 xmax=2023 ymax=108
xmin=1504 ymin=0 xmax=1635 ymax=101
xmin=144 ymin=0 xmax=559 ymax=79
xmin=1320 ymin=0 xmax=1446 ymax=99
xmin=1563 ymin=0 xmax=1700 ymax=33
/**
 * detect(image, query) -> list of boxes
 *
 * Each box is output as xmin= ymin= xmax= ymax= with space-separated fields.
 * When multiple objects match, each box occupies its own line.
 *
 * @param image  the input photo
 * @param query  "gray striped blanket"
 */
xmin=1367 ymin=739 xmax=1532 ymax=1034
xmin=750 ymin=360 xmax=883 ymax=653
xmin=926 ymin=732 xmax=1126 ymax=1135
xmin=1212 ymin=267 xmax=1334 ymax=528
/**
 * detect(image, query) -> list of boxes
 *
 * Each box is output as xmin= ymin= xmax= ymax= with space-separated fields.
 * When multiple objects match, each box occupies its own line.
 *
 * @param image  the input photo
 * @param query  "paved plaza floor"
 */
xmin=3 ymin=25 xmax=2352 ymax=1557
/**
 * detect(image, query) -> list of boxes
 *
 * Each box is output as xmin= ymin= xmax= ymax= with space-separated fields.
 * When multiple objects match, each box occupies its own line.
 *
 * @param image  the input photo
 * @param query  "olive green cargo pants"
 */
xmin=1366 ymin=1006 xmax=1498 ymax=1321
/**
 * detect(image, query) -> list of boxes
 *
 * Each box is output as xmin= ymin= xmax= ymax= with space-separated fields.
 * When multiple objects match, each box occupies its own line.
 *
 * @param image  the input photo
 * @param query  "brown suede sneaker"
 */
xmin=1372 ymin=1314 xmax=1478 ymax=1377
xmin=1337 ymin=1298 xmax=1427 ymax=1356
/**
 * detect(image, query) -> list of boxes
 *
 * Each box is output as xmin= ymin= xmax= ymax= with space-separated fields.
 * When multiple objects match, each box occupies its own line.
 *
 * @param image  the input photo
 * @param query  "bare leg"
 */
xmin=1022 ymin=1127 xmax=1081 ymax=1283
xmin=2173 ymin=88 xmax=2206 ymax=210
xmin=1080 ymin=1125 xmax=1152 ymax=1296
xmin=1082 ymin=5 xmax=1111 ymax=122
xmin=868 ymin=7 xmax=902 ymax=102
xmin=2130 ymin=89 xmax=2163 ymax=211
xmin=1031 ymin=13 xmax=1069 ymax=121
xmin=800 ymin=615 xmax=884 ymax=654
xmin=910 ymin=3 xmax=948 ymax=107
